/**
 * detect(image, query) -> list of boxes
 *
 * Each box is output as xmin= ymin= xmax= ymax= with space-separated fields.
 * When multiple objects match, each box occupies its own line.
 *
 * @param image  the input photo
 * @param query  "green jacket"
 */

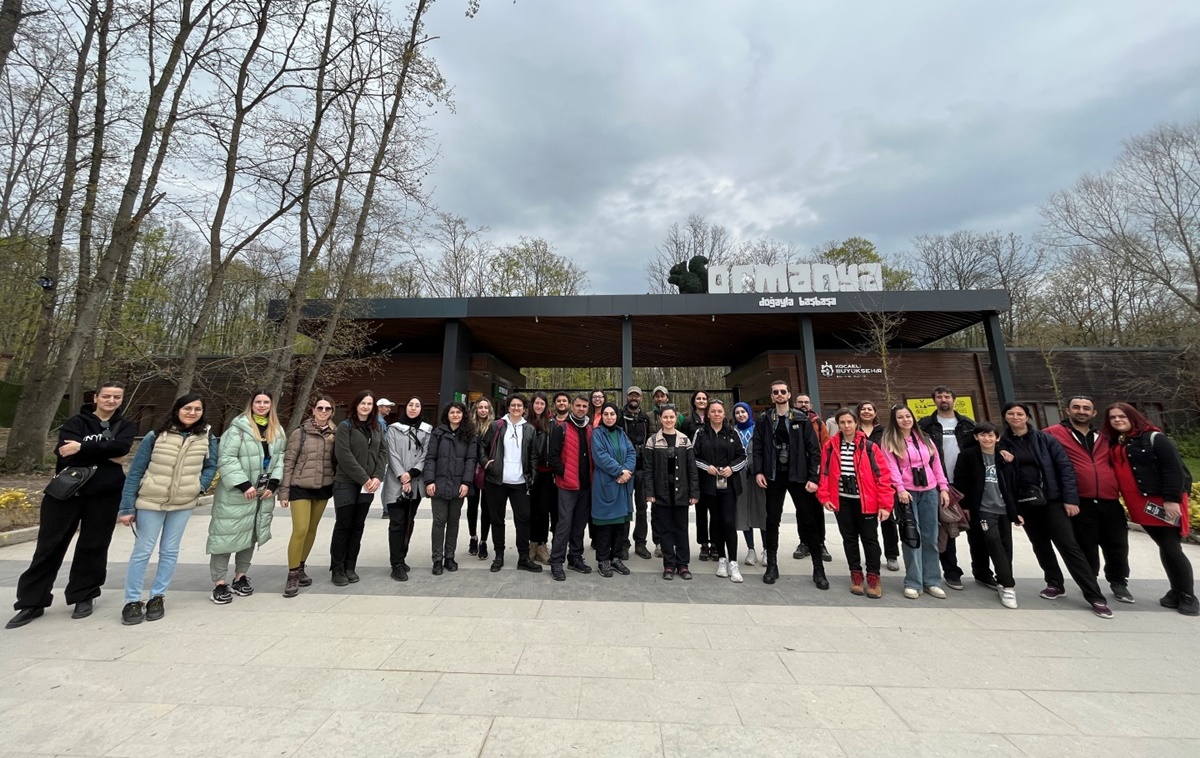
xmin=207 ymin=415 xmax=286 ymax=555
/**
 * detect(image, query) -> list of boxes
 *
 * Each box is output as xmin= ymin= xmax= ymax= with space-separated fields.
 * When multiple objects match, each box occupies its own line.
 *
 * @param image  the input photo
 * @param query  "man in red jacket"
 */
xmin=1044 ymin=395 xmax=1132 ymax=603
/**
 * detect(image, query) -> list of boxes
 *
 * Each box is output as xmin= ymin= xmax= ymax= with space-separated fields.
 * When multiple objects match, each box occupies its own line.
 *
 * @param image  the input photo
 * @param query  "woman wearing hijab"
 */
xmin=383 ymin=398 xmax=432 ymax=582
xmin=591 ymin=402 xmax=637 ymax=577
xmin=1103 ymin=402 xmax=1197 ymax=616
xmin=733 ymin=402 xmax=767 ymax=568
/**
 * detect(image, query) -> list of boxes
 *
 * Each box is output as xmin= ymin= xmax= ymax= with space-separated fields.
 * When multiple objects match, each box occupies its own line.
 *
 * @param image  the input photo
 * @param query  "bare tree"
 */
xmin=644 ymin=214 xmax=738 ymax=294
xmin=494 ymin=236 xmax=588 ymax=296
xmin=411 ymin=211 xmax=494 ymax=297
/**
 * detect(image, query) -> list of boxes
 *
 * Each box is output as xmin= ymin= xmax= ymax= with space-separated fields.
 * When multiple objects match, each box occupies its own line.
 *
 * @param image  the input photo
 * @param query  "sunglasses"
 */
xmin=770 ymin=390 xmax=789 ymax=396
xmin=315 ymin=406 xmax=333 ymax=411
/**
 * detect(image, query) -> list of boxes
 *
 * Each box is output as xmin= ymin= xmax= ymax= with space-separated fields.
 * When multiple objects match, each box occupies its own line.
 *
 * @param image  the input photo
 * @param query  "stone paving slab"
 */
xmin=2 ymin=502 xmax=1199 ymax=756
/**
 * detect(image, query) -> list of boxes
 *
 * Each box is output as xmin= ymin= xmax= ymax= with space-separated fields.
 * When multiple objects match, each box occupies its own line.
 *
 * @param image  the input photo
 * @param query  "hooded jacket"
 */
xmin=207 ymin=414 xmax=286 ymax=554
xmin=480 ymin=416 xmax=537 ymax=486
xmin=53 ymin=406 xmax=136 ymax=498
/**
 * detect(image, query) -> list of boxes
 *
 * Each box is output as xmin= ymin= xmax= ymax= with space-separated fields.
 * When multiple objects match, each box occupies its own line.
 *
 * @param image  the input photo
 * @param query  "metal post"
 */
xmin=984 ymin=312 xmax=1015 ymax=409
xmin=621 ymin=316 xmax=633 ymax=393
xmin=799 ymin=315 xmax=821 ymax=410
xmin=440 ymin=320 xmax=473 ymax=409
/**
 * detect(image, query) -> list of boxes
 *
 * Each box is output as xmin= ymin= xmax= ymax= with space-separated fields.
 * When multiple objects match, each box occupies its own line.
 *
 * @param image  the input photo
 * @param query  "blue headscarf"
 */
xmin=733 ymin=402 xmax=754 ymax=451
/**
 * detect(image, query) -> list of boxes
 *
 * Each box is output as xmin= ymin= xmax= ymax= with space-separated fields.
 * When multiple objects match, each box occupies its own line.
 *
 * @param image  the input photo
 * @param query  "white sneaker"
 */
xmin=760 ymin=550 xmax=768 ymax=567
xmin=925 ymin=586 xmax=947 ymax=599
xmin=1000 ymin=587 xmax=1018 ymax=609
xmin=729 ymin=562 xmax=743 ymax=583
xmin=716 ymin=557 xmax=729 ymax=578
xmin=903 ymin=587 xmax=919 ymax=599
xmin=744 ymin=549 xmax=757 ymax=566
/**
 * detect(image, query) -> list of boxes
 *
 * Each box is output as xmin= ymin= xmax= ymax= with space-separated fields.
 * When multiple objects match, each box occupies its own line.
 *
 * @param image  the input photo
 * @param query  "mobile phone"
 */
xmin=1144 ymin=501 xmax=1182 ymax=526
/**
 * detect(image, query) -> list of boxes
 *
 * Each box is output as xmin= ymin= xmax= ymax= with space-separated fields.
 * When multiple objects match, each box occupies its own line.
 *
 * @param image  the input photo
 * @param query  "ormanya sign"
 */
xmin=709 ymin=262 xmax=883 ymax=294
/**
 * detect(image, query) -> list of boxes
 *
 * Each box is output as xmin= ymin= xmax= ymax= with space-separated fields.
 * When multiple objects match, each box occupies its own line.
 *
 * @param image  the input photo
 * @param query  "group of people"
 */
xmin=4 ymin=379 xmax=1195 ymax=630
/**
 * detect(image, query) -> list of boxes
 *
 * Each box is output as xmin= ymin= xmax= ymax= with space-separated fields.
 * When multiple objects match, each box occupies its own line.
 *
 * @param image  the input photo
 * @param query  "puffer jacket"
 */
xmin=383 ymin=418 xmax=432 ymax=504
xmin=207 ymin=415 xmax=286 ymax=554
xmin=120 ymin=427 xmax=218 ymax=516
xmin=423 ymin=424 xmax=478 ymax=500
xmin=644 ymin=430 xmax=700 ymax=507
xmin=281 ymin=420 xmax=336 ymax=494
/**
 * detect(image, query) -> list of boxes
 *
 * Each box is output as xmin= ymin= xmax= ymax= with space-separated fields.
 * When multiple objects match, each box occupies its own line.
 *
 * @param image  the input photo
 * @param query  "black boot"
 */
xmin=812 ymin=554 xmax=829 ymax=590
xmin=763 ymin=550 xmax=778 ymax=584
xmin=490 ymin=549 xmax=505 ymax=573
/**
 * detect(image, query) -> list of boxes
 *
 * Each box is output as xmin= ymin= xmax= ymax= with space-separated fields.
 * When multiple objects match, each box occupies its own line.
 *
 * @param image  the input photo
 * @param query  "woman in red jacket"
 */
xmin=1103 ymin=403 xmax=1197 ymax=616
xmin=818 ymin=408 xmax=895 ymax=598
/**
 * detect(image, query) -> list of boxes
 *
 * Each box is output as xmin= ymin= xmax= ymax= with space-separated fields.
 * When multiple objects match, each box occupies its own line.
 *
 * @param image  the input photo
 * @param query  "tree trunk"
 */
xmin=0 ymin=0 xmax=23 ymax=80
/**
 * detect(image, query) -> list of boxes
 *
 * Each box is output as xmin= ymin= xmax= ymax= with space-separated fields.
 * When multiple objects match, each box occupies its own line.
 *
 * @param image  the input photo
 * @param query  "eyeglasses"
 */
xmin=315 ymin=406 xmax=332 ymax=412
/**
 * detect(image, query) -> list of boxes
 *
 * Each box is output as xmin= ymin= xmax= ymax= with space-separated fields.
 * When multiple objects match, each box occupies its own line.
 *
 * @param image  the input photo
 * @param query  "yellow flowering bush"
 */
xmin=0 ymin=487 xmax=38 ymax=532
xmin=0 ymin=488 xmax=35 ymax=509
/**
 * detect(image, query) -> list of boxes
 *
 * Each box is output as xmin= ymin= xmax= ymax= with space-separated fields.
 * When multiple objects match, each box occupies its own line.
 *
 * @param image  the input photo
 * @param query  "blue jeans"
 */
xmin=902 ymin=489 xmax=941 ymax=591
xmin=124 ymin=509 xmax=193 ymax=603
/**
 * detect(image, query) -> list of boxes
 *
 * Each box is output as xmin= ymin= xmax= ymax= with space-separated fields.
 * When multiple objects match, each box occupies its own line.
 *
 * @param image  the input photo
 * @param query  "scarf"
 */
xmin=252 ymin=413 xmax=270 ymax=428
xmin=733 ymin=402 xmax=754 ymax=450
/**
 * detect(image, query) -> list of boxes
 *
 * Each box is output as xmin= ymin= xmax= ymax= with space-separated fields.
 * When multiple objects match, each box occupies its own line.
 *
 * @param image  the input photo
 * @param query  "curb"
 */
xmin=0 ymin=526 xmax=39 ymax=547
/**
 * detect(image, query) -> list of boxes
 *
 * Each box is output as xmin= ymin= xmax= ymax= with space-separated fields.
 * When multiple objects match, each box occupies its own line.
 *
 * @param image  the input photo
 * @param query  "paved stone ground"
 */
xmin=1 ymin=499 xmax=1199 ymax=757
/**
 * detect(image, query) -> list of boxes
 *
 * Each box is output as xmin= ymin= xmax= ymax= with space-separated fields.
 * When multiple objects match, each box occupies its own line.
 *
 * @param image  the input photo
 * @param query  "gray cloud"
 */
xmin=418 ymin=0 xmax=1200 ymax=293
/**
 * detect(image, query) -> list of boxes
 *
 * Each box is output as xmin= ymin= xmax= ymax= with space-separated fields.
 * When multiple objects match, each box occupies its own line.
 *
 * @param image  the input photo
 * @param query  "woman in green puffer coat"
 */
xmin=207 ymin=390 xmax=286 ymax=605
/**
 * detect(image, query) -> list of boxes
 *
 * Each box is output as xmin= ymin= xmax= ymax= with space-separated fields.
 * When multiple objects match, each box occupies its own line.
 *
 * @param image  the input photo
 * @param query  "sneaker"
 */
xmin=598 ymin=560 xmax=613 ymax=578
xmin=145 ymin=595 xmax=165 ymax=622
xmin=729 ymin=562 xmax=743 ymax=583
xmin=716 ymin=557 xmax=729 ymax=578
xmin=885 ymin=557 xmax=900 ymax=572
xmin=850 ymin=570 xmax=865 ymax=596
xmin=1000 ymin=587 xmax=1018 ymax=609
xmin=654 ymin=544 xmax=663 ymax=558
xmin=569 ymin=558 xmax=593 ymax=574
xmin=821 ymin=545 xmax=833 ymax=562
xmin=469 ymin=538 xmax=478 ymax=556
xmin=1111 ymin=583 xmax=1135 ymax=604
xmin=611 ymin=558 xmax=631 ymax=576
xmin=744 ymin=549 xmax=757 ymax=566
xmin=121 ymin=601 xmax=145 ymax=625
xmin=478 ymin=544 xmax=489 ymax=561
xmin=662 ymin=568 xmax=674 ymax=580
xmin=760 ymin=550 xmax=768 ymax=567
xmin=550 ymin=563 xmax=566 ymax=582
xmin=297 ymin=562 xmax=312 ymax=587
xmin=698 ymin=546 xmax=710 ymax=562
xmin=231 ymin=576 xmax=254 ymax=596
xmin=678 ymin=566 xmax=693 ymax=580
xmin=635 ymin=542 xmax=652 ymax=560
xmin=391 ymin=565 xmax=409 ymax=582
xmin=924 ymin=586 xmax=947 ymax=599
xmin=618 ymin=544 xmax=630 ymax=561
xmin=211 ymin=584 xmax=233 ymax=604
xmin=1039 ymin=585 xmax=1065 ymax=600
xmin=793 ymin=543 xmax=809 ymax=559
xmin=945 ymin=576 xmax=964 ymax=591
xmin=443 ymin=557 xmax=459 ymax=572
xmin=865 ymin=573 xmax=882 ymax=599
xmin=1161 ymin=589 xmax=1181 ymax=608
xmin=1091 ymin=602 xmax=1114 ymax=619
xmin=490 ymin=554 xmax=504 ymax=573
xmin=345 ymin=569 xmax=360 ymax=584
xmin=331 ymin=568 xmax=349 ymax=586
xmin=903 ymin=587 xmax=919 ymax=599
xmin=71 ymin=599 xmax=95 ymax=619
xmin=975 ymin=577 xmax=1000 ymax=591
xmin=1178 ymin=594 xmax=1200 ymax=616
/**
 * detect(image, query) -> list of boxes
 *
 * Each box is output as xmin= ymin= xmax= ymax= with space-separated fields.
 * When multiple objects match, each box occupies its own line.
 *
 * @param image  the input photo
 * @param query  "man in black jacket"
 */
xmin=8 ymin=382 xmax=136 ymax=629
xmin=617 ymin=386 xmax=654 ymax=560
xmin=917 ymin=385 xmax=984 ymax=590
xmin=752 ymin=380 xmax=823 ymax=588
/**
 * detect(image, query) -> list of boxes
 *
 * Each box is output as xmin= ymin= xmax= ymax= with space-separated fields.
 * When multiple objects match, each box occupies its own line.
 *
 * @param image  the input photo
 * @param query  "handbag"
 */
xmin=894 ymin=498 xmax=920 ymax=549
xmin=45 ymin=465 xmax=98 ymax=499
xmin=1016 ymin=483 xmax=1047 ymax=507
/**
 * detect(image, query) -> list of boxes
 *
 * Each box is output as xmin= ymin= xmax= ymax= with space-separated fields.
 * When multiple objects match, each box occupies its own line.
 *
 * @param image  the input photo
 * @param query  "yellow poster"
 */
xmin=907 ymin=396 xmax=974 ymax=420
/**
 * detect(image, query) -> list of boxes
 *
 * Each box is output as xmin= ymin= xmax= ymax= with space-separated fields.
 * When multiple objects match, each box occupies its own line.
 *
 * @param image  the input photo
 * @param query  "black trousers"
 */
xmin=879 ymin=514 xmax=899 ymax=560
xmin=486 ymin=481 xmax=531 ymax=555
xmin=530 ymin=475 xmax=556 ymax=544
xmin=940 ymin=507 xmax=994 ymax=582
xmin=14 ymin=492 xmax=120 ymax=610
xmin=330 ymin=483 xmax=372 ymax=571
xmin=467 ymin=485 xmax=491 ymax=543
xmin=1144 ymin=525 xmax=1195 ymax=595
xmin=652 ymin=503 xmax=691 ymax=569
xmin=1019 ymin=500 xmax=1105 ymax=603
xmin=979 ymin=512 xmax=1015 ymax=588
xmin=695 ymin=492 xmax=712 ymax=547
xmin=1072 ymin=498 xmax=1130 ymax=585
xmin=835 ymin=496 xmax=881 ymax=574
xmin=764 ymin=479 xmax=821 ymax=554
xmin=594 ymin=522 xmax=623 ymax=562
xmin=704 ymin=489 xmax=738 ymax=560
xmin=550 ymin=488 xmax=590 ymax=565
xmin=622 ymin=469 xmax=654 ymax=547
xmin=387 ymin=496 xmax=421 ymax=568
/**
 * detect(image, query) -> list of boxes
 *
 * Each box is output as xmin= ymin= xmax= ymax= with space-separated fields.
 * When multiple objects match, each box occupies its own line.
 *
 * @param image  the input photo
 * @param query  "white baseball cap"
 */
xmin=377 ymin=398 xmax=396 ymax=407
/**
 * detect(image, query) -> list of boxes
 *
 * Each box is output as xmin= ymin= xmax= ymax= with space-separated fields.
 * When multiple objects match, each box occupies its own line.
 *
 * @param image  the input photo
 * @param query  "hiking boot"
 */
xmin=284 ymin=569 xmax=300 ymax=598
xmin=678 ymin=565 xmax=693 ymax=580
xmin=297 ymin=562 xmax=312 ymax=587
xmin=865 ymin=572 xmax=883 ymax=599
xmin=821 ymin=545 xmax=832 ymax=562
xmin=490 ymin=551 xmax=505 ymax=573
xmin=331 ymin=568 xmax=349 ymax=587
xmin=662 ymin=567 xmax=674 ymax=580
xmin=391 ymin=565 xmax=409 ymax=582
xmin=850 ymin=570 xmax=865 ymax=596
xmin=618 ymin=544 xmax=630 ymax=561
xmin=635 ymin=542 xmax=652 ymax=560
xmin=1111 ymin=583 xmax=1135 ymax=604
xmin=537 ymin=544 xmax=552 ymax=564
xmin=121 ymin=601 xmax=145 ymax=626
xmin=211 ymin=584 xmax=234 ymax=604
xmin=231 ymin=575 xmax=254 ymax=596
xmin=611 ymin=558 xmax=631 ymax=576
xmin=518 ymin=556 xmax=543 ymax=573
xmin=432 ymin=562 xmax=444 ymax=576
xmin=812 ymin=563 xmax=829 ymax=591
xmin=793 ymin=543 xmax=809 ymax=559
xmin=443 ymin=557 xmax=459 ymax=572
xmin=698 ymin=545 xmax=710 ymax=561
xmin=598 ymin=560 xmax=614 ymax=578
xmin=1178 ymin=593 xmax=1200 ymax=617
xmin=550 ymin=563 xmax=566 ymax=581
xmin=568 ymin=557 xmax=593 ymax=574
xmin=145 ymin=595 xmax=165 ymax=622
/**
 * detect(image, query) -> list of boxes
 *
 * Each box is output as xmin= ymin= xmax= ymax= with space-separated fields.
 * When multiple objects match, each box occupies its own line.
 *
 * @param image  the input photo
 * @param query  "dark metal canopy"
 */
xmin=275 ymin=290 xmax=1011 ymax=369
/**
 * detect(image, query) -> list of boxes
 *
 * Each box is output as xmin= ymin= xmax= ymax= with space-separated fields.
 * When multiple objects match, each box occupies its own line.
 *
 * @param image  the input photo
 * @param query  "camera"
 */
xmin=254 ymin=471 xmax=271 ymax=495
xmin=777 ymin=443 xmax=789 ymax=466
xmin=912 ymin=468 xmax=928 ymax=488
xmin=839 ymin=474 xmax=859 ymax=496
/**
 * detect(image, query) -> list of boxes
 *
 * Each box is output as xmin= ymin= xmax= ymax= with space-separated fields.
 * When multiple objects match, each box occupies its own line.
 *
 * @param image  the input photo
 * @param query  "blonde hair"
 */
xmin=242 ymin=390 xmax=282 ymax=444
xmin=471 ymin=398 xmax=494 ymax=438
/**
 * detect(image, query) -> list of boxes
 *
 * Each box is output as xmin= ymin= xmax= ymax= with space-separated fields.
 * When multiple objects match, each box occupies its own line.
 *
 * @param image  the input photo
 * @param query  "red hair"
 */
xmin=1101 ymin=402 xmax=1160 ymax=440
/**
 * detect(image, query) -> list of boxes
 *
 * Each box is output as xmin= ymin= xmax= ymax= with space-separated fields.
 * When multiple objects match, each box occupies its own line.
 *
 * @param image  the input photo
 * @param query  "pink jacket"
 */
xmin=884 ymin=434 xmax=949 ymax=493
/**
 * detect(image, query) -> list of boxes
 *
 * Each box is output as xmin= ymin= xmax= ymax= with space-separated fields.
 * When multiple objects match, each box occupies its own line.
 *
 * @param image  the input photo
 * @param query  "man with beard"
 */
xmin=618 ymin=386 xmax=655 ymax=559
xmin=547 ymin=395 xmax=595 ymax=581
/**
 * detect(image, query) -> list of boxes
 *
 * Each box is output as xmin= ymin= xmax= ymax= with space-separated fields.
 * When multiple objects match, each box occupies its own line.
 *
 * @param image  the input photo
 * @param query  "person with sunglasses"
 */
xmin=279 ymin=395 xmax=337 ymax=596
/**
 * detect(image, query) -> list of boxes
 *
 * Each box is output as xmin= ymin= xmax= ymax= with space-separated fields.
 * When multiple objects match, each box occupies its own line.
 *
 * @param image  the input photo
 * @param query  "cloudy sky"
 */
xmin=416 ymin=0 xmax=1200 ymax=294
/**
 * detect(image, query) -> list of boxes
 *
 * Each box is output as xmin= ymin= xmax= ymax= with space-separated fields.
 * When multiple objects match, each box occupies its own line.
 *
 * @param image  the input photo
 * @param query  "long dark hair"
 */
xmin=157 ymin=393 xmax=207 ymax=435
xmin=1102 ymin=402 xmax=1160 ymax=441
xmin=349 ymin=390 xmax=376 ymax=431
xmin=442 ymin=401 xmax=474 ymax=443
xmin=527 ymin=391 xmax=552 ymax=433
